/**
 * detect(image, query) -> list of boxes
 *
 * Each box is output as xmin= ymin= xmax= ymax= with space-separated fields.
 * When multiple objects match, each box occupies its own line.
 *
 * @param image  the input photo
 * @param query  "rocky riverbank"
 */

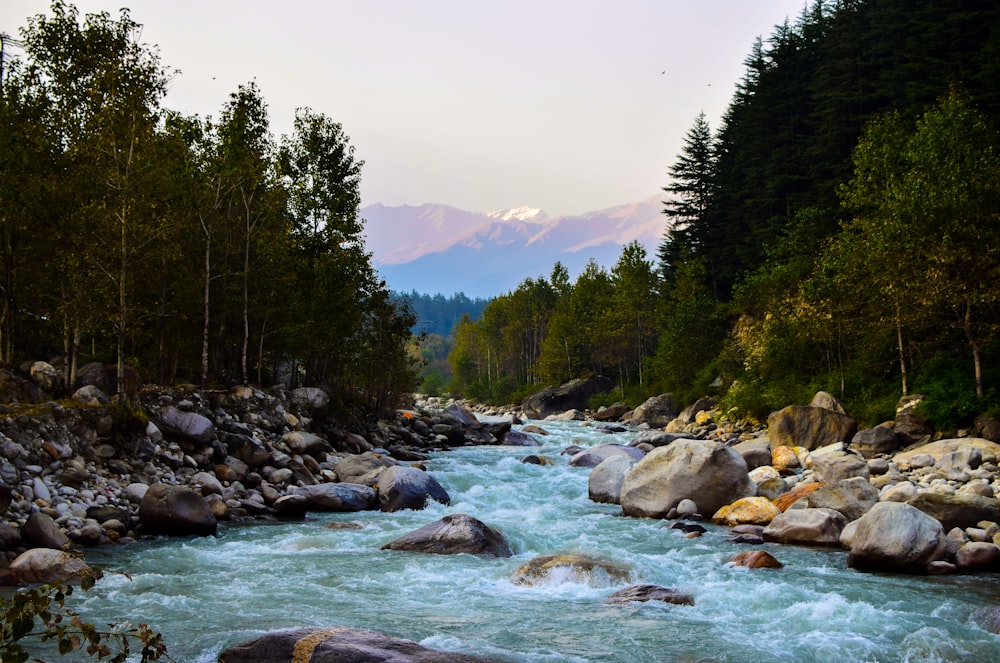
xmin=0 ymin=369 xmax=529 ymax=585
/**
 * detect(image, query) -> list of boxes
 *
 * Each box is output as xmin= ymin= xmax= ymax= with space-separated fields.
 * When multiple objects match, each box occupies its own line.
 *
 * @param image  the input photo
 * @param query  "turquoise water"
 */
xmin=78 ymin=420 xmax=1000 ymax=662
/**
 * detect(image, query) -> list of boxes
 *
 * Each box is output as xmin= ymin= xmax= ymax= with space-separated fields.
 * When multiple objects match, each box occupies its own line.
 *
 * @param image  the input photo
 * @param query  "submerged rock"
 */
xmin=511 ymin=553 xmax=631 ymax=587
xmin=607 ymin=584 xmax=694 ymax=606
xmin=377 ymin=465 xmax=450 ymax=512
xmin=381 ymin=513 xmax=512 ymax=558
xmin=218 ymin=627 xmax=499 ymax=663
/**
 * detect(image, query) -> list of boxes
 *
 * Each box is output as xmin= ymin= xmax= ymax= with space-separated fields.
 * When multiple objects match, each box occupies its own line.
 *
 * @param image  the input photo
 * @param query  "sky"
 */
xmin=2 ymin=0 xmax=808 ymax=217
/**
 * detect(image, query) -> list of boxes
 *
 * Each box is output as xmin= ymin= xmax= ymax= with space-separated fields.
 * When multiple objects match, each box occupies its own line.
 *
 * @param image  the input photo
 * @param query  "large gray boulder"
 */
xmin=335 ymin=452 xmax=398 ymax=486
xmin=732 ymin=437 xmax=773 ymax=471
xmin=767 ymin=405 xmax=858 ymax=451
xmin=762 ymin=507 xmax=846 ymax=546
xmin=381 ymin=514 xmax=512 ymax=557
xmin=290 ymin=387 xmax=329 ymax=413
xmin=138 ymin=483 xmax=218 ymax=536
xmin=847 ymin=501 xmax=947 ymax=573
xmin=377 ymin=465 xmax=450 ymax=512
xmin=806 ymin=476 xmax=879 ymax=522
xmin=811 ymin=450 xmax=870 ymax=485
xmin=290 ymin=483 xmax=379 ymax=512
xmin=850 ymin=424 xmax=901 ymax=458
xmin=521 ymin=376 xmax=614 ymax=420
xmin=619 ymin=439 xmax=755 ymax=518
xmin=22 ymin=512 xmax=71 ymax=550
xmin=156 ymin=405 xmax=215 ymax=443
xmin=569 ymin=444 xmax=645 ymax=468
xmin=905 ymin=492 xmax=1000 ymax=531
xmin=626 ymin=394 xmax=679 ymax=428
xmin=8 ymin=548 xmax=98 ymax=585
xmin=588 ymin=455 xmax=637 ymax=505
xmin=218 ymin=628 xmax=499 ymax=663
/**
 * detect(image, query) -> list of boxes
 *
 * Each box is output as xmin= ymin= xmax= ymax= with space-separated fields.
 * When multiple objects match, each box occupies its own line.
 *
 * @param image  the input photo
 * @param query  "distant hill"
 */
xmin=361 ymin=196 xmax=666 ymax=298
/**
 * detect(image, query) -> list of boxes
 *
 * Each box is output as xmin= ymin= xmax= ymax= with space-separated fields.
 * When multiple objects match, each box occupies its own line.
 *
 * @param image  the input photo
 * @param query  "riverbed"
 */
xmin=79 ymin=420 xmax=1000 ymax=662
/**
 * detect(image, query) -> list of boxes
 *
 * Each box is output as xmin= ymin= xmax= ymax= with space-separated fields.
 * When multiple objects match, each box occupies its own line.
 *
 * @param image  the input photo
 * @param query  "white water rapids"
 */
xmin=76 ymin=420 xmax=1000 ymax=662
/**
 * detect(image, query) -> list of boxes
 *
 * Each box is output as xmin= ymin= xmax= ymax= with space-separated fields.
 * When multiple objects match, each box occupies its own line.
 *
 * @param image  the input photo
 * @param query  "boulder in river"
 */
xmin=521 ymin=376 xmax=614 ymax=420
xmin=377 ymin=465 xmax=450 ymax=512
xmin=381 ymin=513 xmax=512 ymax=558
xmin=217 ymin=627 xmax=500 ymax=663
xmin=762 ymin=507 xmax=846 ymax=546
xmin=290 ymin=483 xmax=379 ymax=512
xmin=22 ymin=511 xmax=71 ymax=550
xmin=712 ymin=496 xmax=781 ymax=527
xmin=588 ymin=455 xmax=637 ymax=505
xmin=335 ymin=452 xmax=398 ymax=486
xmin=625 ymin=394 xmax=679 ymax=428
xmin=607 ymin=584 xmax=694 ymax=606
xmin=619 ymin=439 xmax=754 ymax=519
xmin=570 ymin=444 xmax=645 ymax=468
xmin=767 ymin=405 xmax=858 ymax=451
xmin=8 ymin=548 xmax=100 ymax=585
xmin=728 ymin=550 xmax=784 ymax=569
xmin=847 ymin=501 xmax=947 ymax=574
xmin=511 ymin=553 xmax=631 ymax=587
xmin=905 ymin=492 xmax=1000 ymax=531
xmin=138 ymin=483 xmax=218 ymax=536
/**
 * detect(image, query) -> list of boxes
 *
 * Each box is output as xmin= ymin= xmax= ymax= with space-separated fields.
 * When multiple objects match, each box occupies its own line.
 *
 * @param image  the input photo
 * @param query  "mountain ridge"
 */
xmin=361 ymin=194 xmax=666 ymax=298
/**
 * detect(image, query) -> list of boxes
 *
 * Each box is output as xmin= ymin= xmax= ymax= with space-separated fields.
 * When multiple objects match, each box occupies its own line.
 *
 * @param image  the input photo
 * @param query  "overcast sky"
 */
xmin=3 ymin=0 xmax=807 ymax=217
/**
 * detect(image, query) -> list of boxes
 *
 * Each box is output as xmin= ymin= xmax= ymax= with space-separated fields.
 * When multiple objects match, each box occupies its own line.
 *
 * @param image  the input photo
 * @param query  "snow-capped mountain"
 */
xmin=361 ymin=195 xmax=666 ymax=298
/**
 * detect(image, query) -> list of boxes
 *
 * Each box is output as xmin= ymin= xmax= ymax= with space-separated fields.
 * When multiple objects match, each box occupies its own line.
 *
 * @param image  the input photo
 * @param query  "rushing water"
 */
xmin=76 ymin=420 xmax=1000 ymax=663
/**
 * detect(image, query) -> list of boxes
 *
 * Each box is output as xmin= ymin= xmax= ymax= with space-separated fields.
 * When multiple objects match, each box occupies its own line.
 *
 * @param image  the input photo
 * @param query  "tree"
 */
xmin=658 ymin=112 xmax=716 ymax=288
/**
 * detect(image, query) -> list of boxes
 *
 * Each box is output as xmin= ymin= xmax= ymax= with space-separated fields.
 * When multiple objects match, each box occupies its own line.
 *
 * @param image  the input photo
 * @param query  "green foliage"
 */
xmin=0 ymin=573 xmax=171 ymax=662
xmin=913 ymin=354 xmax=1000 ymax=430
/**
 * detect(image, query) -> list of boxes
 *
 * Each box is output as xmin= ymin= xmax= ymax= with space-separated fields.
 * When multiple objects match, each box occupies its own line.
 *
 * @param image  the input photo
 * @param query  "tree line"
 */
xmin=0 ymin=2 xmax=417 ymax=413
xmin=446 ymin=0 xmax=1000 ymax=429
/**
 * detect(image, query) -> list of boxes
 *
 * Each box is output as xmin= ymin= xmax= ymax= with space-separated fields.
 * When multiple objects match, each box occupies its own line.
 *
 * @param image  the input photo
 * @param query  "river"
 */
xmin=78 ymin=419 xmax=1000 ymax=662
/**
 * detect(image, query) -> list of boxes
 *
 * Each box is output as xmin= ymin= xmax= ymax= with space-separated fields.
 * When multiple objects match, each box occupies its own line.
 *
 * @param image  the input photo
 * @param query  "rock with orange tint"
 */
xmin=729 ymin=550 xmax=784 ymax=569
xmin=712 ymin=497 xmax=781 ymax=527
xmin=771 ymin=446 xmax=801 ymax=471
xmin=773 ymin=481 xmax=822 ymax=512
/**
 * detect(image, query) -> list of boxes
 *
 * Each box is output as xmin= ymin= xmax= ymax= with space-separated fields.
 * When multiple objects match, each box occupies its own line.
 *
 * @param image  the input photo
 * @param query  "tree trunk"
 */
xmin=895 ymin=303 xmax=908 ymax=397
xmin=960 ymin=301 xmax=984 ymax=398
xmin=201 ymin=230 xmax=211 ymax=389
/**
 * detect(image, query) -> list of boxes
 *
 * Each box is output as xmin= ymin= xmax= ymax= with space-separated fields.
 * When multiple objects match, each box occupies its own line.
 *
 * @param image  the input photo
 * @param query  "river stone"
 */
xmin=955 ymin=541 xmax=1000 ymax=571
xmin=521 ymin=376 xmax=614 ymax=420
xmin=729 ymin=550 xmax=784 ymax=569
xmin=767 ymin=405 xmax=858 ymax=451
xmin=282 ymin=431 xmax=331 ymax=456
xmin=848 ymin=501 xmax=947 ymax=573
xmin=811 ymin=450 xmax=870 ymax=485
xmin=974 ymin=606 xmax=1000 ymax=634
xmin=226 ymin=434 xmax=270 ymax=467
xmin=0 ymin=521 xmax=22 ymax=550
xmin=594 ymin=402 xmax=631 ymax=422
xmin=73 ymin=384 xmax=110 ymax=406
xmin=620 ymin=439 xmax=754 ymax=519
xmin=712 ymin=497 xmax=781 ymax=527
xmin=851 ymin=424 xmax=901 ymax=458
xmin=757 ymin=476 xmax=789 ymax=502
xmin=8 ymin=548 xmax=99 ymax=585
xmin=607 ymin=584 xmax=694 ymax=606
xmin=290 ymin=387 xmax=329 ymax=413
xmin=906 ymin=493 xmax=1000 ymax=531
xmin=733 ymin=437 xmax=773 ymax=471
xmin=588 ymin=455 xmax=637 ymax=505
xmin=378 ymin=465 xmax=450 ymax=512
xmin=138 ymin=483 xmax=218 ymax=536
xmin=291 ymin=483 xmax=378 ymax=512
xmin=381 ymin=513 xmax=512 ymax=557
xmin=895 ymin=438 xmax=1000 ymax=468
xmin=806 ymin=476 xmax=879 ymax=522
xmin=570 ymin=444 xmax=645 ymax=468
xmin=511 ymin=553 xmax=631 ymax=587
xmin=273 ymin=494 xmax=308 ymax=519
xmin=625 ymin=394 xmax=680 ymax=428
xmin=22 ymin=511 xmax=71 ymax=550
xmin=809 ymin=390 xmax=847 ymax=414
xmin=749 ymin=465 xmax=781 ymax=484
xmin=218 ymin=627 xmax=500 ymax=663
xmin=156 ymin=405 xmax=215 ymax=443
xmin=771 ymin=445 xmax=809 ymax=471
xmin=335 ymin=452 xmax=397 ymax=486
xmin=762 ymin=507 xmax=846 ymax=546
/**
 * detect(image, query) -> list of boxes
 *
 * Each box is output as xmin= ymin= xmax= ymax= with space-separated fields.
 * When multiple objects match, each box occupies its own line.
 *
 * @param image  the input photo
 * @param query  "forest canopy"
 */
xmin=445 ymin=0 xmax=1000 ymax=429
xmin=0 ymin=1 xmax=418 ymax=413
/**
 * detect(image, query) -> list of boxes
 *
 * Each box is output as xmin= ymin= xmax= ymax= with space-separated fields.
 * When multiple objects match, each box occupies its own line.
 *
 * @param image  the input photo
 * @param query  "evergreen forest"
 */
xmin=0 ymin=2 xmax=418 ymax=413
xmin=446 ymin=0 xmax=1000 ymax=429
